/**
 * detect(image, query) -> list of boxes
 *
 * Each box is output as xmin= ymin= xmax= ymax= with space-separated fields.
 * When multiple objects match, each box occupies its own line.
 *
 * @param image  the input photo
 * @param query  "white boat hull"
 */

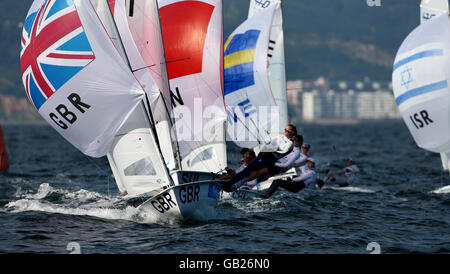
xmin=126 ymin=171 xmax=224 ymax=222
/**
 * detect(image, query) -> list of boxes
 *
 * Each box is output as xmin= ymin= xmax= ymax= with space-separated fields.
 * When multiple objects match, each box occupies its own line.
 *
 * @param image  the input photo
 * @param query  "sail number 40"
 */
xmin=254 ymin=0 xmax=271 ymax=8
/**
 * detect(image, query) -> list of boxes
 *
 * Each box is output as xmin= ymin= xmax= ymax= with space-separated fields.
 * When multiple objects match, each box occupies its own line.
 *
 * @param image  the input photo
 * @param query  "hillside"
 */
xmin=0 ymin=0 xmax=422 ymax=120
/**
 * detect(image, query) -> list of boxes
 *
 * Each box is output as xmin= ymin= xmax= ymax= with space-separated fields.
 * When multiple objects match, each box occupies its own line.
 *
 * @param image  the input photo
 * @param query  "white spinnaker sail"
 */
xmin=420 ymin=0 xmax=449 ymax=23
xmin=158 ymin=0 xmax=227 ymax=173
xmin=392 ymin=14 xmax=450 ymax=159
xmin=224 ymin=4 xmax=279 ymax=149
xmin=109 ymin=0 xmax=179 ymax=170
xmin=248 ymin=0 xmax=288 ymax=133
xmin=419 ymin=0 xmax=450 ymax=171
xmin=20 ymin=0 xmax=145 ymax=157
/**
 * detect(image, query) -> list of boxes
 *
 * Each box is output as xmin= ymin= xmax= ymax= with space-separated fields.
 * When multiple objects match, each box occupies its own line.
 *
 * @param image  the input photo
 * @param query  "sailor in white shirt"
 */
xmin=258 ymin=124 xmax=297 ymax=157
xmin=291 ymin=143 xmax=310 ymax=169
xmin=323 ymin=157 xmax=360 ymax=187
xmin=236 ymin=135 xmax=303 ymax=190
xmin=262 ymin=158 xmax=318 ymax=198
xmin=221 ymin=124 xmax=297 ymax=191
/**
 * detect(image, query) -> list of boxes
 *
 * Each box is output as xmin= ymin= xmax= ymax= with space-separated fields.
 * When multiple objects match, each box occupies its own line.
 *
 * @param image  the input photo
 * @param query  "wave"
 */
xmin=430 ymin=185 xmax=450 ymax=194
xmin=324 ymin=186 xmax=377 ymax=193
xmin=3 ymin=183 xmax=176 ymax=225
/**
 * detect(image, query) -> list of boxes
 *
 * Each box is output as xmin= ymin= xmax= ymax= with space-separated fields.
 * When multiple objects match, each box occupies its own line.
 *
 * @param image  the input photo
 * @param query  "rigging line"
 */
xmin=155 ymin=0 xmax=183 ymax=170
xmin=225 ymin=105 xmax=263 ymax=145
xmin=131 ymin=64 xmax=156 ymax=73
xmin=104 ymin=0 xmax=175 ymax=187
xmin=83 ymin=155 xmax=113 ymax=197
xmin=121 ymin=3 xmax=182 ymax=171
xmin=126 ymin=6 xmax=216 ymax=173
xmin=227 ymin=82 xmax=275 ymax=144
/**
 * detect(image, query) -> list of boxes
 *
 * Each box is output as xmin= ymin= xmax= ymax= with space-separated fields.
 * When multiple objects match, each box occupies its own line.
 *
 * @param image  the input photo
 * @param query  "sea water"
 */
xmin=0 ymin=121 xmax=449 ymax=253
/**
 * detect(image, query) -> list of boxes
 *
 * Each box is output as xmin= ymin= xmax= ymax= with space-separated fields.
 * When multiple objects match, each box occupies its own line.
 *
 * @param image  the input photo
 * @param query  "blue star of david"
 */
xmin=400 ymin=66 xmax=413 ymax=89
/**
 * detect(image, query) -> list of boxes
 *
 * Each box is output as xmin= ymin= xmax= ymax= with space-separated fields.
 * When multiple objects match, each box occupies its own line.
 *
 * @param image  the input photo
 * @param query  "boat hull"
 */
xmin=220 ymin=168 xmax=297 ymax=199
xmin=133 ymin=179 xmax=222 ymax=222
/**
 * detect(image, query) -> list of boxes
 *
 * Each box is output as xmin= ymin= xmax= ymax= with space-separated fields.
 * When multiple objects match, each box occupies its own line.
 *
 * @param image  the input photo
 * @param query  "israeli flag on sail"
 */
xmin=392 ymin=13 xmax=450 ymax=153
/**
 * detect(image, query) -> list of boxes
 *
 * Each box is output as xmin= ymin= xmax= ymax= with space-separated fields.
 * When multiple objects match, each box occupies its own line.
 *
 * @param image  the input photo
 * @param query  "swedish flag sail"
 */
xmin=224 ymin=4 xmax=279 ymax=149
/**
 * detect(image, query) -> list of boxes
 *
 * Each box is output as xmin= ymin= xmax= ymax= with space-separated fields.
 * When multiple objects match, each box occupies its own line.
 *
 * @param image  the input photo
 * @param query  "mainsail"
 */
xmin=91 ymin=0 xmax=175 ymax=196
xmin=392 ymin=13 xmax=450 ymax=169
xmin=20 ymin=0 xmax=146 ymax=157
xmin=158 ymin=0 xmax=227 ymax=173
xmin=107 ymin=0 xmax=179 ymax=171
xmin=248 ymin=0 xmax=288 ymax=133
xmin=224 ymin=3 xmax=279 ymax=149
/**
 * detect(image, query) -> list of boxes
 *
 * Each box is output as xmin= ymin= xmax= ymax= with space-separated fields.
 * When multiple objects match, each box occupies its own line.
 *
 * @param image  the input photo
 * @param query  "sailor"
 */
xmin=262 ymin=157 xmax=318 ymax=198
xmin=291 ymin=143 xmax=310 ymax=169
xmin=220 ymin=124 xmax=297 ymax=192
xmin=218 ymin=148 xmax=255 ymax=179
xmin=239 ymin=135 xmax=303 ymax=186
xmin=259 ymin=124 xmax=297 ymax=158
xmin=323 ymin=157 xmax=360 ymax=187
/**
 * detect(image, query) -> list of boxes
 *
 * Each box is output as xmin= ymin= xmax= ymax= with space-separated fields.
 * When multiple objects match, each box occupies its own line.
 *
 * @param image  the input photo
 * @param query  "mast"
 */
xmin=154 ymin=0 xmax=183 ymax=170
xmin=113 ymin=0 xmax=180 ymax=171
xmin=158 ymin=0 xmax=228 ymax=173
xmin=92 ymin=0 xmax=175 ymax=194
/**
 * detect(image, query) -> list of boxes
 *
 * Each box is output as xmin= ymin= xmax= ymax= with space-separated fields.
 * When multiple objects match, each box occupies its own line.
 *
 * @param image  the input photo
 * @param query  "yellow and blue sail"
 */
xmin=224 ymin=29 xmax=260 ymax=95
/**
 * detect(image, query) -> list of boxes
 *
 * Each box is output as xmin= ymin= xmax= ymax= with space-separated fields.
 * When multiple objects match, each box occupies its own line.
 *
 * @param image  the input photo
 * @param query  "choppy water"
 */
xmin=1 ymin=121 xmax=449 ymax=254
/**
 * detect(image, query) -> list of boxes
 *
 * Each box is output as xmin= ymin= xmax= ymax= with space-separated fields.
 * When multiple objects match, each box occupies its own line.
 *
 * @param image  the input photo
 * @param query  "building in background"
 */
xmin=287 ymin=77 xmax=401 ymax=124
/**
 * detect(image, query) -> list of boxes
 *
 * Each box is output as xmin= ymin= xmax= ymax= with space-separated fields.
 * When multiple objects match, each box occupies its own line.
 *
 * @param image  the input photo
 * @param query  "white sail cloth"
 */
xmin=419 ymin=0 xmax=450 ymax=171
xmin=224 ymin=3 xmax=279 ymax=149
xmin=158 ymin=0 xmax=227 ymax=173
xmin=392 ymin=13 xmax=450 ymax=153
xmin=248 ymin=0 xmax=288 ymax=133
xmin=420 ymin=0 xmax=449 ymax=23
xmin=110 ymin=0 xmax=179 ymax=170
xmin=20 ymin=0 xmax=144 ymax=157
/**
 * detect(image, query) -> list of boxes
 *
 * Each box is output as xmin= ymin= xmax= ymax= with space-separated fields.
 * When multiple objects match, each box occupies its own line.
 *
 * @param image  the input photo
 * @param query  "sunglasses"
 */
xmin=284 ymin=128 xmax=294 ymax=133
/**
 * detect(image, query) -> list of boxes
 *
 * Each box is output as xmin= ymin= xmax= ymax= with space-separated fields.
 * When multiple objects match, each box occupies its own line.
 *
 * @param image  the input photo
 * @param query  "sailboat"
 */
xmin=20 ymin=0 xmax=226 ymax=222
xmin=0 ymin=125 xmax=9 ymax=172
xmin=222 ymin=0 xmax=296 ymax=198
xmin=392 ymin=0 xmax=450 ymax=194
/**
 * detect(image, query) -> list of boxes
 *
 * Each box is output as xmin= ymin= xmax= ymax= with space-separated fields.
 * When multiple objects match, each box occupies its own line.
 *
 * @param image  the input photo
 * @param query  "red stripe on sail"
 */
xmin=47 ymin=53 xmax=95 ymax=60
xmin=20 ymin=8 xmax=82 ymax=98
xmin=159 ymin=1 xmax=214 ymax=80
xmin=108 ymin=0 xmax=116 ymax=15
